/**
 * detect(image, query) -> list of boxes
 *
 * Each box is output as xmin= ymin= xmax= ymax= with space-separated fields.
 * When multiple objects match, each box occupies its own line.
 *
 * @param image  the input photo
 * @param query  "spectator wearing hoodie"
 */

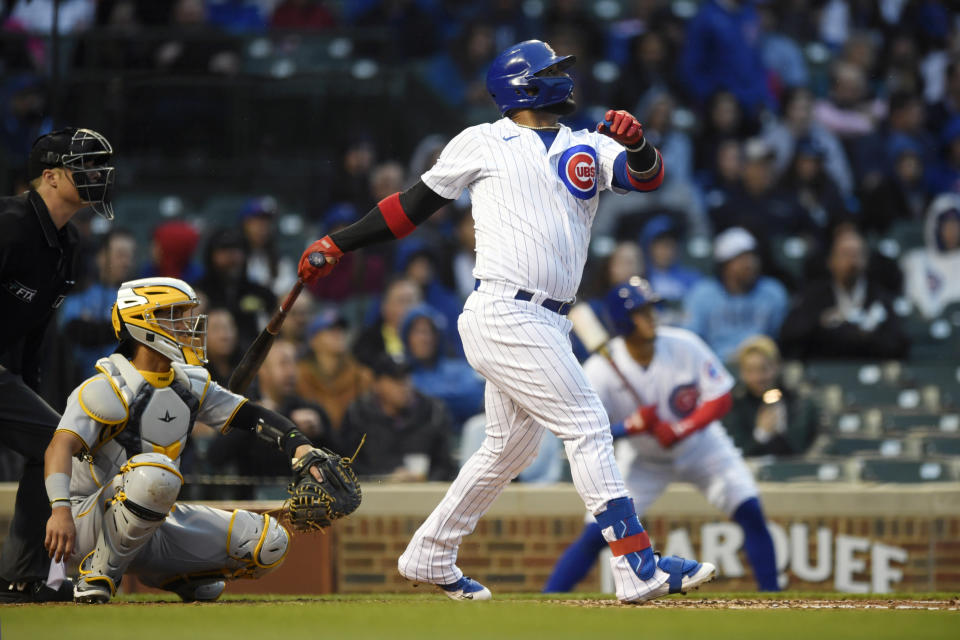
xmin=297 ymin=308 xmax=371 ymax=429
xmin=640 ymin=215 xmax=702 ymax=306
xmin=239 ymin=195 xmax=297 ymax=296
xmin=140 ymin=219 xmax=202 ymax=282
xmin=393 ymin=238 xmax=463 ymax=353
xmin=195 ymin=226 xmax=276 ymax=350
xmin=901 ymin=194 xmax=960 ymax=319
xmin=401 ymin=304 xmax=484 ymax=429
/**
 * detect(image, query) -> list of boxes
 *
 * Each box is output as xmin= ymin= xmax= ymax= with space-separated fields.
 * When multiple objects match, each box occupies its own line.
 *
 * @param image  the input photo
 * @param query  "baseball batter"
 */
xmin=298 ymin=40 xmax=714 ymax=602
xmin=544 ymin=278 xmax=779 ymax=592
xmin=43 ymin=277 xmax=325 ymax=603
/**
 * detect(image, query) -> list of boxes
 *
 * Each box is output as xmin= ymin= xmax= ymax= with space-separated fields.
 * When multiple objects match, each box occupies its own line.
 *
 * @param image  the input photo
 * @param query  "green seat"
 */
xmin=901 ymin=364 xmax=960 ymax=407
xmin=755 ymin=460 xmax=846 ymax=482
xmin=886 ymin=220 xmax=925 ymax=253
xmin=804 ymin=361 xmax=899 ymax=389
xmin=882 ymin=413 xmax=944 ymax=432
xmin=859 ymin=459 xmax=952 ymax=483
xmin=822 ymin=437 xmax=904 ymax=457
xmin=920 ymin=436 xmax=960 ymax=456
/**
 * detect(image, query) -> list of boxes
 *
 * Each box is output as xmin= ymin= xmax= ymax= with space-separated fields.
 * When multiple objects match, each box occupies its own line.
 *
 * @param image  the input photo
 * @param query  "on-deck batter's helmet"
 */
xmin=486 ymin=40 xmax=576 ymax=115
xmin=604 ymin=276 xmax=663 ymax=337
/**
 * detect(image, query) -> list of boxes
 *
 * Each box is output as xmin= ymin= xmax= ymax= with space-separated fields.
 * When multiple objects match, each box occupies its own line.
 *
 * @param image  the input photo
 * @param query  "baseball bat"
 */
xmin=227 ymin=253 xmax=326 ymax=394
xmin=567 ymin=302 xmax=645 ymax=408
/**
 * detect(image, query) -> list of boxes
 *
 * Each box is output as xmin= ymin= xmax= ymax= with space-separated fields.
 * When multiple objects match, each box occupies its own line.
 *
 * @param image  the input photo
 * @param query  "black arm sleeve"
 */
xmin=330 ymin=180 xmax=452 ymax=252
xmin=626 ymin=140 xmax=660 ymax=177
xmin=228 ymin=401 xmax=312 ymax=460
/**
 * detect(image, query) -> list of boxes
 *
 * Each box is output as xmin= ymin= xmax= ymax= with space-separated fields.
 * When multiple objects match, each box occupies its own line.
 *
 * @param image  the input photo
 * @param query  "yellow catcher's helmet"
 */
xmin=111 ymin=277 xmax=207 ymax=365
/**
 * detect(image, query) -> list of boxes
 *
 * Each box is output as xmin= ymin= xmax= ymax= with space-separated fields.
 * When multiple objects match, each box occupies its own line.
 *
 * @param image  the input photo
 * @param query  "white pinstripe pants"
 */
xmin=398 ymin=290 xmax=629 ymax=584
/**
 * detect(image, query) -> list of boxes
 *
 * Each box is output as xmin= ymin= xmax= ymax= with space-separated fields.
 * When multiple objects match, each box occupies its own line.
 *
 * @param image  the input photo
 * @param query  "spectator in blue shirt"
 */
xmin=685 ymin=227 xmax=788 ymax=362
xmin=401 ymin=304 xmax=483 ymax=430
xmin=680 ymin=0 xmax=775 ymax=117
xmin=641 ymin=215 xmax=702 ymax=307
xmin=206 ymin=0 xmax=266 ymax=33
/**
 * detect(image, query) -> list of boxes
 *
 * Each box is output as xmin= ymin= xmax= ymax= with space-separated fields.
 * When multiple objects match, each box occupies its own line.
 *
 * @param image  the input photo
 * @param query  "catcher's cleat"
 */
xmin=622 ymin=555 xmax=716 ymax=604
xmin=170 ymin=579 xmax=225 ymax=603
xmin=437 ymin=576 xmax=492 ymax=601
xmin=74 ymin=579 xmax=112 ymax=604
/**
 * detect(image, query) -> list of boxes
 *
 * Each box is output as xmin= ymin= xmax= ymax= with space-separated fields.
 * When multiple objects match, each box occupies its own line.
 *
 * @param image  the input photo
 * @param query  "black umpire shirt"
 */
xmin=0 ymin=190 xmax=79 ymax=391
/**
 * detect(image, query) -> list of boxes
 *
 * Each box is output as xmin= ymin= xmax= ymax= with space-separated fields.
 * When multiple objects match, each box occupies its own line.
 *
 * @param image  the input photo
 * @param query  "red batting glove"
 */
xmin=650 ymin=419 xmax=696 ymax=448
xmin=298 ymin=235 xmax=343 ymax=283
xmin=623 ymin=404 xmax=661 ymax=436
xmin=597 ymin=109 xmax=644 ymax=148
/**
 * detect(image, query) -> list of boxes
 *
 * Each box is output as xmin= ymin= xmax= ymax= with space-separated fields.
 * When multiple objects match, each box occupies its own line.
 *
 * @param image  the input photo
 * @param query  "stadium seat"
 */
xmin=804 ymin=361 xmax=898 ymax=388
xmin=755 ymin=460 xmax=852 ymax=482
xmin=918 ymin=435 xmax=960 ymax=456
xmin=882 ymin=412 xmax=949 ymax=432
xmin=821 ymin=436 xmax=907 ymax=457
xmin=886 ymin=219 xmax=926 ymax=253
xmin=859 ymin=459 xmax=955 ymax=483
xmin=900 ymin=364 xmax=960 ymax=408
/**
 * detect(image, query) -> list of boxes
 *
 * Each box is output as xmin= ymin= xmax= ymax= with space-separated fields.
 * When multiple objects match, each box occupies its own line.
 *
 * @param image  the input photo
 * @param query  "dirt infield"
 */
xmin=557 ymin=597 xmax=960 ymax=610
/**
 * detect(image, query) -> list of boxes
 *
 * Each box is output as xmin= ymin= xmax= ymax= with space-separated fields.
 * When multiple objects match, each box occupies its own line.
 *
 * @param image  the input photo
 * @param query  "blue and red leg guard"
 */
xmin=595 ymin=497 xmax=656 ymax=581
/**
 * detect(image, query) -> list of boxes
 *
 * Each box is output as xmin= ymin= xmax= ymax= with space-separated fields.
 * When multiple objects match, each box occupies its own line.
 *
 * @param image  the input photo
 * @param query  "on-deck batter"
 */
xmin=298 ymin=39 xmax=715 ymax=602
xmin=544 ymin=278 xmax=779 ymax=593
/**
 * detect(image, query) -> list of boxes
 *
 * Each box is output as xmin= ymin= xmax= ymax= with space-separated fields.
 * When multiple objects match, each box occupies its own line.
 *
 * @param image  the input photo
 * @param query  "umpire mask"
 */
xmin=30 ymin=128 xmax=116 ymax=220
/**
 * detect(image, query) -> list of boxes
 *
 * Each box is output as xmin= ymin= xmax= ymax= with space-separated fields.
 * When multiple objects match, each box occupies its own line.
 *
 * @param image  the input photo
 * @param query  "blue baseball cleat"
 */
xmin=437 ymin=576 xmax=492 ymax=601
xmin=622 ymin=554 xmax=716 ymax=603
xmin=657 ymin=555 xmax=715 ymax=595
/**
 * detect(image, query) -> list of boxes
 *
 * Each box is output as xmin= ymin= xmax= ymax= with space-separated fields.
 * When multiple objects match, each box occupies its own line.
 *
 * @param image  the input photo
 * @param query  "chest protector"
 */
xmin=95 ymin=354 xmax=201 ymax=463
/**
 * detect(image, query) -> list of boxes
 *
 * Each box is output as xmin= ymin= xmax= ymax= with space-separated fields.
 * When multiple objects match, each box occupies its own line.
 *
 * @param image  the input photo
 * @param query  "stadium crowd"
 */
xmin=1 ymin=0 xmax=959 ymax=491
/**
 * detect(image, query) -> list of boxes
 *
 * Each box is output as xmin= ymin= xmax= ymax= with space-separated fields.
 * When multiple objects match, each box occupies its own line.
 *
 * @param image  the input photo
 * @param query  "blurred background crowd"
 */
xmin=2 ymin=0 xmax=960 ymax=495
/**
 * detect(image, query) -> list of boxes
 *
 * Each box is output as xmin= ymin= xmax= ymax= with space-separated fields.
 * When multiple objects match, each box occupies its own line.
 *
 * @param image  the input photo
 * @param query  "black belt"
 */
xmin=474 ymin=279 xmax=572 ymax=315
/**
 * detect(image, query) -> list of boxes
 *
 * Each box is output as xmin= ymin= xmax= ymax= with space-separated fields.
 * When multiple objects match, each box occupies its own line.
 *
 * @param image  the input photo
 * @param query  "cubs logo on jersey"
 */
xmin=558 ymin=145 xmax=598 ymax=200
xmin=668 ymin=383 xmax=700 ymax=418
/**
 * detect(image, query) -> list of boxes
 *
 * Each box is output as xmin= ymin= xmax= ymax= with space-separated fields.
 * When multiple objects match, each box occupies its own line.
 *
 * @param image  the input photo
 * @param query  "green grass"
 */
xmin=1 ymin=594 xmax=956 ymax=640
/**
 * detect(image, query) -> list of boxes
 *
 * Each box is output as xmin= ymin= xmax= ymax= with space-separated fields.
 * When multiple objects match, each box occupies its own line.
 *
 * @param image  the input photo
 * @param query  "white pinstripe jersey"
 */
xmin=585 ymin=327 xmax=734 ymax=426
xmin=421 ymin=117 xmax=629 ymax=301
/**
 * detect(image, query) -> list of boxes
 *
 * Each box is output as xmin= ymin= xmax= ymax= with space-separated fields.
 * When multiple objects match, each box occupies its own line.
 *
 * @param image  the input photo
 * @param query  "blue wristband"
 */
xmin=610 ymin=421 xmax=628 ymax=439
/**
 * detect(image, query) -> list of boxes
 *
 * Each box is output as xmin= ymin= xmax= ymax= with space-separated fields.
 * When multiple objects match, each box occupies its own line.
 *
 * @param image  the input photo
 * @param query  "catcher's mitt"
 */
xmin=286 ymin=443 xmax=363 ymax=531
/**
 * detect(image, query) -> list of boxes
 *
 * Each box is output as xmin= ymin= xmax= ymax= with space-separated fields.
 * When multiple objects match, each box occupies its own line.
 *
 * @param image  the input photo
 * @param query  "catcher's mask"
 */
xmin=29 ymin=127 xmax=116 ymax=220
xmin=111 ymin=277 xmax=207 ymax=365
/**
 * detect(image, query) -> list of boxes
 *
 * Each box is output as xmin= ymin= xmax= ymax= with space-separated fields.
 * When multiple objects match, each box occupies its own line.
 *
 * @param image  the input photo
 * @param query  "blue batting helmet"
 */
xmin=604 ymin=276 xmax=662 ymax=337
xmin=486 ymin=40 xmax=576 ymax=115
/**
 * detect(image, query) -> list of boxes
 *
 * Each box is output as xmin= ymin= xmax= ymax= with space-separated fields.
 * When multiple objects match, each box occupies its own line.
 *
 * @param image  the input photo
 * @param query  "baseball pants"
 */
xmin=70 ymin=474 xmax=281 ymax=589
xmin=399 ymin=288 xmax=628 ymax=584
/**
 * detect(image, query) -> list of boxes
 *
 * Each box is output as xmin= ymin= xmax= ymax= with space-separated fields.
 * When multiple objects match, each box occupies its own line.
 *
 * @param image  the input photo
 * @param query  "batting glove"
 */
xmin=650 ymin=419 xmax=697 ymax=448
xmin=611 ymin=405 xmax=660 ymax=439
xmin=298 ymin=235 xmax=342 ymax=283
xmin=597 ymin=109 xmax=644 ymax=149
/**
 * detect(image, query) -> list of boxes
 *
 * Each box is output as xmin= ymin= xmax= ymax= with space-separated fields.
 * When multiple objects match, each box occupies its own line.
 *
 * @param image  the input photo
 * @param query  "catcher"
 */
xmin=42 ymin=277 xmax=360 ymax=603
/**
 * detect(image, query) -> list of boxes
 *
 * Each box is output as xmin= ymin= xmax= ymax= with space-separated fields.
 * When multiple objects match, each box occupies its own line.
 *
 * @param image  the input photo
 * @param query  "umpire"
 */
xmin=0 ymin=128 xmax=114 ymax=602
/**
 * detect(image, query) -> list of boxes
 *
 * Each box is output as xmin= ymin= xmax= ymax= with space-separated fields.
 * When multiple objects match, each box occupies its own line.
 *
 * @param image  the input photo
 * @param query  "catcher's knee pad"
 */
xmin=80 ymin=454 xmax=183 ymax=598
xmin=227 ymin=510 xmax=290 ymax=578
xmin=119 ymin=453 xmax=183 ymax=515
